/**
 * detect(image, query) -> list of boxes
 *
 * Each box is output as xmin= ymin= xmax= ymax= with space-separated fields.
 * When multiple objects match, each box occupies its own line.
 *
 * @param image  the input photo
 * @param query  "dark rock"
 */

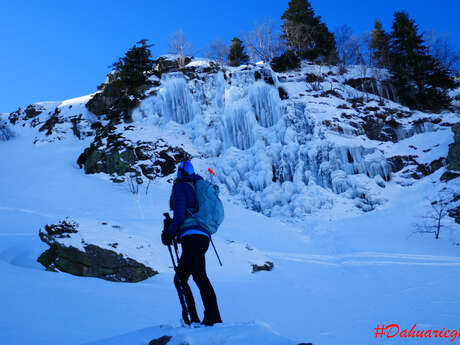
xmin=77 ymin=124 xmax=190 ymax=182
xmin=86 ymin=82 xmax=137 ymax=122
xmin=149 ymin=336 xmax=172 ymax=345
xmin=24 ymin=104 xmax=43 ymax=119
xmin=349 ymin=97 xmax=364 ymax=109
xmin=0 ymin=119 xmax=14 ymax=141
xmin=38 ymin=219 xmax=157 ymax=282
xmin=9 ymin=104 xmax=46 ymax=125
xmin=264 ymin=76 xmax=275 ymax=85
xmin=430 ymin=157 xmax=445 ymax=172
xmin=70 ymin=114 xmax=90 ymax=139
xmin=8 ymin=108 xmax=22 ymax=125
xmin=110 ymin=176 xmax=125 ymax=183
xmin=447 ymin=123 xmax=460 ymax=171
xmin=39 ymin=107 xmax=63 ymax=136
xmin=252 ymin=261 xmax=274 ymax=273
xmin=441 ymin=171 xmax=460 ymax=182
xmin=388 ymin=155 xmax=446 ymax=178
xmin=278 ymin=87 xmax=289 ymax=100
xmin=320 ymin=89 xmax=343 ymax=99
xmin=448 ymin=205 xmax=460 ymax=224
xmin=306 ymin=73 xmax=324 ymax=83
xmin=322 ymin=119 xmax=344 ymax=134
xmin=364 ymin=106 xmax=380 ymax=112
xmin=412 ymin=157 xmax=446 ymax=179
xmin=153 ymin=56 xmax=192 ymax=75
xmin=362 ymin=116 xmax=399 ymax=142
xmin=40 ymin=219 xmax=79 ymax=240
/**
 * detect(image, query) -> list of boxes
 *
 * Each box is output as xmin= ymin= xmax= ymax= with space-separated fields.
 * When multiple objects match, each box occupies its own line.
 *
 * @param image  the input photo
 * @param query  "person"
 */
xmin=162 ymin=160 xmax=222 ymax=326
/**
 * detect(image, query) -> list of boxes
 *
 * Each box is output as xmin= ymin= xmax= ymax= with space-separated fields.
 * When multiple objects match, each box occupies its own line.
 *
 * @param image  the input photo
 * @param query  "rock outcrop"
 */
xmin=447 ymin=123 xmax=460 ymax=172
xmin=0 ymin=118 xmax=13 ymax=141
xmin=148 ymin=336 xmax=172 ymax=345
xmin=387 ymin=155 xmax=446 ymax=179
xmin=8 ymin=104 xmax=44 ymax=125
xmin=77 ymin=124 xmax=190 ymax=183
xmin=153 ymin=56 xmax=192 ymax=75
xmin=38 ymin=219 xmax=157 ymax=282
xmin=252 ymin=261 xmax=274 ymax=273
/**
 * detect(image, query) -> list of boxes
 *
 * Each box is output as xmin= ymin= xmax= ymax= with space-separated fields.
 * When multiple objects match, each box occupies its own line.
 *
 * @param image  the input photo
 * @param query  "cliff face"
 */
xmin=6 ymin=56 xmax=459 ymax=219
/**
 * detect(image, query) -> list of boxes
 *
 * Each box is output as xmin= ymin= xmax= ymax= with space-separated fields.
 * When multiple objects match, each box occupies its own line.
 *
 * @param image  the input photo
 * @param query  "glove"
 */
xmin=161 ymin=229 xmax=172 ymax=246
xmin=163 ymin=212 xmax=172 ymax=232
xmin=161 ymin=213 xmax=173 ymax=246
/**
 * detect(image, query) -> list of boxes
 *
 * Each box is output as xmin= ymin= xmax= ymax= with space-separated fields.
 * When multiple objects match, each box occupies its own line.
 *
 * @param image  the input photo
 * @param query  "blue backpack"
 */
xmin=180 ymin=180 xmax=224 ymax=235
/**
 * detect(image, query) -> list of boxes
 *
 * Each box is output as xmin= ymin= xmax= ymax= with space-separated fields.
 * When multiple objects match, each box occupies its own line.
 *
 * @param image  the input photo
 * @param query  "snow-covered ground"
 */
xmin=1 ymin=116 xmax=459 ymax=345
xmin=1 ymin=59 xmax=460 ymax=345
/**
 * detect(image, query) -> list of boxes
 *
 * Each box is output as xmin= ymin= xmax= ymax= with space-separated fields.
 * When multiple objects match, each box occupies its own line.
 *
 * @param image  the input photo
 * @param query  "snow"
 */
xmin=84 ymin=321 xmax=296 ymax=345
xmin=185 ymin=59 xmax=212 ymax=68
xmin=0 ymin=60 xmax=459 ymax=345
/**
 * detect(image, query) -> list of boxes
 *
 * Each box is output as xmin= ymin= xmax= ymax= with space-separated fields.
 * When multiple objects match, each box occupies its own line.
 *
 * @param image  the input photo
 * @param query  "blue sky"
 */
xmin=1 ymin=0 xmax=459 ymax=113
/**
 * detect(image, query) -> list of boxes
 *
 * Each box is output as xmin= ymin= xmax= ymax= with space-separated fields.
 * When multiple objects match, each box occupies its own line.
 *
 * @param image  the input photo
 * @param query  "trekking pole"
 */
xmin=210 ymin=237 xmax=223 ymax=267
xmin=167 ymin=242 xmax=191 ymax=325
xmin=206 ymin=168 xmax=223 ymax=267
xmin=173 ymin=239 xmax=181 ymax=263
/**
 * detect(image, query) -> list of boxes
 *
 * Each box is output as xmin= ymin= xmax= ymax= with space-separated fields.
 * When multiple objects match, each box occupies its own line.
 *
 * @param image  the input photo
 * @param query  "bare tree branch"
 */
xmin=414 ymin=190 xmax=453 ymax=239
xmin=425 ymin=30 xmax=460 ymax=73
xmin=207 ymin=38 xmax=229 ymax=65
xmin=168 ymin=29 xmax=194 ymax=68
xmin=245 ymin=19 xmax=284 ymax=62
xmin=335 ymin=25 xmax=363 ymax=66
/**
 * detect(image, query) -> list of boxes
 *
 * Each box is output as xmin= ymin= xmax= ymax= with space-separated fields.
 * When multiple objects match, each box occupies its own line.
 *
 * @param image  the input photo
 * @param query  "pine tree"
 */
xmin=104 ymin=39 xmax=155 ymax=122
xmin=228 ymin=37 xmax=249 ymax=67
xmin=281 ymin=0 xmax=337 ymax=62
xmin=112 ymin=39 xmax=154 ymax=96
xmin=370 ymin=20 xmax=390 ymax=67
xmin=389 ymin=11 xmax=455 ymax=111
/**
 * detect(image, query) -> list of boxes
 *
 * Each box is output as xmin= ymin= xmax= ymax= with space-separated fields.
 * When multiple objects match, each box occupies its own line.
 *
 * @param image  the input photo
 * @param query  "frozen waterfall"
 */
xmin=224 ymin=102 xmax=256 ymax=150
xmin=249 ymin=81 xmax=281 ymax=128
xmin=161 ymin=77 xmax=196 ymax=124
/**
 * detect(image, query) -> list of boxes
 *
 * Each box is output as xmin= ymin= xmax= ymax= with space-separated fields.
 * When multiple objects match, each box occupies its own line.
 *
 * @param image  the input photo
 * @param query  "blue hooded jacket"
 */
xmin=168 ymin=173 xmax=208 ymax=239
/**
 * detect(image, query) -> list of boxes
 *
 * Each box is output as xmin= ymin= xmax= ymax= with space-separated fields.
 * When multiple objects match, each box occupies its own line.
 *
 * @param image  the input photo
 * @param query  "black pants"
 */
xmin=173 ymin=235 xmax=222 ymax=324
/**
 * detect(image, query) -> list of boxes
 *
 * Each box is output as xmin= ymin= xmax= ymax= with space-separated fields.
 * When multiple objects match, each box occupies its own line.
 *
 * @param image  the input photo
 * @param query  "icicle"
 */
xmin=331 ymin=170 xmax=348 ymax=193
xmin=224 ymin=102 xmax=255 ymax=150
xmin=161 ymin=78 xmax=196 ymax=124
xmin=249 ymin=81 xmax=281 ymax=128
xmin=215 ymin=71 xmax=226 ymax=110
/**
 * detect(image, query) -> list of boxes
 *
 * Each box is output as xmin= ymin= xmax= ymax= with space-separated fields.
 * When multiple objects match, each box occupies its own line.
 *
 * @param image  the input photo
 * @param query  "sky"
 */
xmin=0 ymin=0 xmax=459 ymax=113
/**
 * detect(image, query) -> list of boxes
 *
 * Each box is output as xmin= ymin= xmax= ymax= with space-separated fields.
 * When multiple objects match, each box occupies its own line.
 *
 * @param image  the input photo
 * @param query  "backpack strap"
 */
xmin=184 ymin=181 xmax=199 ymax=216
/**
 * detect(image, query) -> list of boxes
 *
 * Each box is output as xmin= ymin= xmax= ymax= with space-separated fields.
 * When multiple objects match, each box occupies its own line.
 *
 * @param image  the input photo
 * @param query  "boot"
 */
xmin=201 ymin=310 xmax=222 ymax=326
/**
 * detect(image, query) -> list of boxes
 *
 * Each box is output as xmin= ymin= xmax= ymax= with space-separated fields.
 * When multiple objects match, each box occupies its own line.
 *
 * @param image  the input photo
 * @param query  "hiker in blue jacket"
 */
xmin=161 ymin=161 xmax=222 ymax=326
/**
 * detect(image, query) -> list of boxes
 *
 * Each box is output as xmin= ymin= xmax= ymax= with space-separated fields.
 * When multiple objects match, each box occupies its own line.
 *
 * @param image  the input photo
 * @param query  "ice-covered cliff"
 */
xmin=5 ymin=56 xmax=460 ymax=220
xmin=127 ymin=57 xmax=458 ymax=218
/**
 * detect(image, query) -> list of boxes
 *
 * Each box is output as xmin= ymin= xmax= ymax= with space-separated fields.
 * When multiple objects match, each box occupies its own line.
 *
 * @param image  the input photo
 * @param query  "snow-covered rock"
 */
xmin=38 ymin=219 xmax=157 ymax=282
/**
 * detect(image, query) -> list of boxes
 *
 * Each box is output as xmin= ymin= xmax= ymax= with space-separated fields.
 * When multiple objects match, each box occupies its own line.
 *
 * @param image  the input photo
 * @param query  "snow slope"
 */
xmin=1 ymin=59 xmax=460 ymax=345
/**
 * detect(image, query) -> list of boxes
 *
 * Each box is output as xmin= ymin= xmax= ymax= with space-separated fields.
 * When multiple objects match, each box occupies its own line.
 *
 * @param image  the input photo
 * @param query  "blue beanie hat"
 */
xmin=177 ymin=161 xmax=194 ymax=178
